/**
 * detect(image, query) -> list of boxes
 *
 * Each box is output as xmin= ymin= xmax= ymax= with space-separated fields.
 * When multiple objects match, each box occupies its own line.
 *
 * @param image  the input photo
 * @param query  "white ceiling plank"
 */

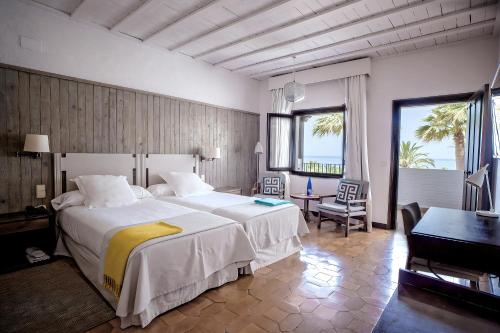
xmin=249 ymin=19 xmax=495 ymax=78
xmin=214 ymin=0 xmax=442 ymax=66
xmin=110 ymin=0 xmax=157 ymax=33
xmin=192 ymin=0 xmax=365 ymax=58
xmin=169 ymin=0 xmax=296 ymax=51
xmin=231 ymin=3 xmax=495 ymax=72
xmin=70 ymin=0 xmax=87 ymax=17
xmin=143 ymin=0 xmax=224 ymax=42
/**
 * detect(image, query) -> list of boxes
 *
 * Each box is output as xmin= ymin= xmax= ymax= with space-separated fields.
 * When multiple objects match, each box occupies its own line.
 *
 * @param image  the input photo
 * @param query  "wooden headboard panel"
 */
xmin=143 ymin=154 xmax=199 ymax=188
xmin=53 ymin=153 xmax=140 ymax=196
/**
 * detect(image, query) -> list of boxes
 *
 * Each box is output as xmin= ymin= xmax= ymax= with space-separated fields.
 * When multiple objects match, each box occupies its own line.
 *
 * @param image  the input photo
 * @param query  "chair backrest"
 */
xmin=334 ymin=178 xmax=369 ymax=205
xmin=259 ymin=171 xmax=290 ymax=199
xmin=401 ymin=202 xmax=422 ymax=236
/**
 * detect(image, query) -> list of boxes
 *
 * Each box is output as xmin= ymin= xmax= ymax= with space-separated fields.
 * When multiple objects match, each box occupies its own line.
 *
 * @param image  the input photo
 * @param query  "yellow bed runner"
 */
xmin=103 ymin=221 xmax=183 ymax=297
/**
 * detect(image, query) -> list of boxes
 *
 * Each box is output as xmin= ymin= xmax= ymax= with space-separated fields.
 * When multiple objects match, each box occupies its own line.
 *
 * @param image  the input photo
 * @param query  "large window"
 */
xmin=267 ymin=106 xmax=345 ymax=177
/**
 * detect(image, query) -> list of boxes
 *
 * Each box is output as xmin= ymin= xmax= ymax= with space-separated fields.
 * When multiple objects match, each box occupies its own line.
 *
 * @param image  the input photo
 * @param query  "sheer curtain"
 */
xmin=344 ymin=75 xmax=372 ymax=231
xmin=269 ymin=88 xmax=293 ymax=168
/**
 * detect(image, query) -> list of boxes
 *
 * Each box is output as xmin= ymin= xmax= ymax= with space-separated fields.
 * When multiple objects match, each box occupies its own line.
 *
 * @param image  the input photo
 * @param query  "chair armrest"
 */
xmin=347 ymin=199 xmax=367 ymax=204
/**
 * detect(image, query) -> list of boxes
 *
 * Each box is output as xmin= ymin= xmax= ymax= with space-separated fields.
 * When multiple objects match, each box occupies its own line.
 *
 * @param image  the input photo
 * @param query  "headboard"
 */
xmin=53 ymin=153 xmax=140 ymax=196
xmin=143 ymin=154 xmax=200 ymax=187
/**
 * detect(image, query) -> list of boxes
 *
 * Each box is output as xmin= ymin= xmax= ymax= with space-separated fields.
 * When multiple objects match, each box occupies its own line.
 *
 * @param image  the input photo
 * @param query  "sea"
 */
xmin=304 ymin=156 xmax=457 ymax=170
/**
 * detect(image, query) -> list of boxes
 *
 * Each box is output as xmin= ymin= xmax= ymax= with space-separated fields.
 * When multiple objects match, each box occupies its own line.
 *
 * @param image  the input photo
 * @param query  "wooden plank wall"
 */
xmin=0 ymin=66 xmax=259 ymax=214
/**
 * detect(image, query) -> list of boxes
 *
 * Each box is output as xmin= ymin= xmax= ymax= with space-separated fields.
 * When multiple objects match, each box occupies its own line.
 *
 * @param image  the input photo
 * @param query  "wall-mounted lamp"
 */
xmin=202 ymin=147 xmax=221 ymax=161
xmin=16 ymin=134 xmax=50 ymax=159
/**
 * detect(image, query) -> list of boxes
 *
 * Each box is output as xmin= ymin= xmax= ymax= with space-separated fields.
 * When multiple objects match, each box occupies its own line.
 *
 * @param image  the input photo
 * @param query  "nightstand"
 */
xmin=0 ymin=211 xmax=56 ymax=274
xmin=215 ymin=186 xmax=243 ymax=195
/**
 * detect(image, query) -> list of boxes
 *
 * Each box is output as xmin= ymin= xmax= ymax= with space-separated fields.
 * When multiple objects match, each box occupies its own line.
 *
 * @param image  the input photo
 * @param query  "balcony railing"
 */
xmin=302 ymin=162 xmax=343 ymax=174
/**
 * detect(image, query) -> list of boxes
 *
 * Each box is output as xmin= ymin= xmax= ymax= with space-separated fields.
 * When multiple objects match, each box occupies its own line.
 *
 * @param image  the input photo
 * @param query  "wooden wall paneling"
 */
xmin=147 ymin=95 xmax=154 ymax=153
xmin=234 ymin=111 xmax=243 ymax=192
xmin=5 ymin=69 xmax=20 ymax=212
xmin=122 ymin=91 xmax=131 ymax=153
xmin=193 ymin=103 xmax=203 ymax=160
xmin=77 ymin=82 xmax=86 ymax=151
xmin=68 ymin=81 xmax=78 ymax=153
xmin=205 ymin=106 xmax=216 ymax=185
xmin=153 ymin=96 xmax=160 ymax=154
xmin=128 ymin=92 xmax=137 ymax=154
xmin=116 ymin=90 xmax=123 ymax=153
xmin=226 ymin=109 xmax=235 ymax=188
xmin=19 ymin=72 xmax=31 ymax=208
xmin=49 ymin=77 xmax=59 ymax=202
xmin=40 ymin=76 xmax=51 ymax=206
xmin=109 ymin=88 xmax=117 ymax=153
xmin=29 ymin=74 xmax=41 ymax=205
xmin=217 ymin=108 xmax=228 ymax=188
xmin=135 ymin=93 xmax=144 ymax=153
xmin=142 ymin=95 xmax=148 ymax=154
xmin=199 ymin=103 xmax=207 ymax=179
xmin=0 ymin=69 xmax=8 ymax=213
xmin=178 ymin=101 xmax=189 ymax=154
xmin=59 ymin=80 xmax=69 ymax=153
xmin=84 ymin=83 xmax=93 ymax=152
xmin=101 ymin=87 xmax=110 ymax=153
xmin=159 ymin=96 xmax=165 ymax=154
xmin=93 ymin=85 xmax=102 ymax=153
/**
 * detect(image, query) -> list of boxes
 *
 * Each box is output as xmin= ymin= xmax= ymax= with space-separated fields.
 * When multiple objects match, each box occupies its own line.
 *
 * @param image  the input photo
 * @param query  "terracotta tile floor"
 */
xmin=88 ymin=222 xmax=409 ymax=333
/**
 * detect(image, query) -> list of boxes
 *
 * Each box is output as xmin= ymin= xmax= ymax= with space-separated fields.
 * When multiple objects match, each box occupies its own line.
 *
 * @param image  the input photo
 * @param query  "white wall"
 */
xmin=0 ymin=0 xmax=260 ymax=113
xmin=259 ymin=37 xmax=499 ymax=221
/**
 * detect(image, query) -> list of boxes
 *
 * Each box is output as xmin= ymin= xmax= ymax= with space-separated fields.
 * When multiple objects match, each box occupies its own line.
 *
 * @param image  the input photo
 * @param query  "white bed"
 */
xmin=143 ymin=154 xmax=309 ymax=272
xmin=53 ymin=154 xmax=256 ymax=328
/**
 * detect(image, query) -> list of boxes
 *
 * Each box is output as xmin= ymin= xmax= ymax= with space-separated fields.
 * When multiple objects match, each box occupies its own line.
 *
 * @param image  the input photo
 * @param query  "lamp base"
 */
xmin=475 ymin=210 xmax=499 ymax=218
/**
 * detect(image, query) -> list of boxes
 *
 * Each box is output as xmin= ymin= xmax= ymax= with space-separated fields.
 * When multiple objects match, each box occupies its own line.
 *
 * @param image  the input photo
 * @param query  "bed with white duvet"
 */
xmin=54 ymin=195 xmax=255 ymax=328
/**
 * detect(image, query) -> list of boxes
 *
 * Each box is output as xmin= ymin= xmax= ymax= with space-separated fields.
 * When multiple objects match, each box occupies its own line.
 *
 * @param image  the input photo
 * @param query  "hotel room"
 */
xmin=0 ymin=0 xmax=499 ymax=332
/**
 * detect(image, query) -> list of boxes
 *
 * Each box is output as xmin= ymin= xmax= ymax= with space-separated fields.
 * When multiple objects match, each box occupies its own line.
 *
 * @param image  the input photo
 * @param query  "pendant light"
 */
xmin=284 ymin=56 xmax=305 ymax=103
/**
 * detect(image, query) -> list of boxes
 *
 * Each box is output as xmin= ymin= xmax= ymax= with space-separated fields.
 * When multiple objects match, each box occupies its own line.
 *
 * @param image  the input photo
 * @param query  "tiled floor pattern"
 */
xmin=88 ymin=222 xmax=409 ymax=333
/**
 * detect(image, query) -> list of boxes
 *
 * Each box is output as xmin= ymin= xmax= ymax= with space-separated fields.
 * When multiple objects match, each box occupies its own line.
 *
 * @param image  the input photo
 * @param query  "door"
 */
xmin=463 ymin=90 xmax=484 ymax=211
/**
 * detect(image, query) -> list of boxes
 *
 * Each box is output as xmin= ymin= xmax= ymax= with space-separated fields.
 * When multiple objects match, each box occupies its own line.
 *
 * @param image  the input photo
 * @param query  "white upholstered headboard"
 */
xmin=53 ymin=153 xmax=140 ymax=196
xmin=143 ymin=154 xmax=199 ymax=187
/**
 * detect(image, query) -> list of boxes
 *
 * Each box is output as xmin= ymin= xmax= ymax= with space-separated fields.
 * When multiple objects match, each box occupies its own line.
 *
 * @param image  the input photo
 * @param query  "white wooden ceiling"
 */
xmin=28 ymin=0 xmax=499 ymax=79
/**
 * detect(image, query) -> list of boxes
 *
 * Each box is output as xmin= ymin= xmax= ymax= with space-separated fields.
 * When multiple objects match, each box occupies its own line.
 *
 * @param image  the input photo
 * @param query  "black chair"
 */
xmin=401 ymin=202 xmax=483 ymax=289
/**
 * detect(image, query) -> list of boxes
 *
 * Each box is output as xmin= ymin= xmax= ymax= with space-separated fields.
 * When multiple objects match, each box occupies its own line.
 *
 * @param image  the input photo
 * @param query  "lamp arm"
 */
xmin=485 ymin=172 xmax=494 ymax=211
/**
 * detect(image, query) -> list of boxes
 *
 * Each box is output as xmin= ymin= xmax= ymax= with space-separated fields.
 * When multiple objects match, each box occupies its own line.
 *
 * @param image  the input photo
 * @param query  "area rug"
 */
xmin=0 ymin=259 xmax=116 ymax=333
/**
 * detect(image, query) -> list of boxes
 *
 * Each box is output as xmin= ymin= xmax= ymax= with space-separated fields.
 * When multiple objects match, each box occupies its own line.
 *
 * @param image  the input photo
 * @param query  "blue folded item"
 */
xmin=254 ymin=198 xmax=290 ymax=206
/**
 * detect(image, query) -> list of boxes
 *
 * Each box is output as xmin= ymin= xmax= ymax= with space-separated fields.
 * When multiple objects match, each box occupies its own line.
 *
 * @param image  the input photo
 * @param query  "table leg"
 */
xmin=304 ymin=200 xmax=309 ymax=222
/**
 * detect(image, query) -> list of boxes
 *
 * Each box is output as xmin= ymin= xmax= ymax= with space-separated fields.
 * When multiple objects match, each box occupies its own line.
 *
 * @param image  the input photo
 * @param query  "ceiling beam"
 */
xmin=214 ymin=0 xmax=441 ymax=66
xmin=493 ymin=2 xmax=500 ymax=35
xmin=234 ymin=3 xmax=495 ymax=72
xmin=250 ymin=19 xmax=495 ymax=79
xmin=192 ymin=0 xmax=365 ymax=58
xmin=168 ymin=0 xmax=297 ymax=51
xmin=110 ymin=0 xmax=157 ymax=33
xmin=143 ymin=0 xmax=224 ymax=42
xmin=70 ymin=0 xmax=87 ymax=18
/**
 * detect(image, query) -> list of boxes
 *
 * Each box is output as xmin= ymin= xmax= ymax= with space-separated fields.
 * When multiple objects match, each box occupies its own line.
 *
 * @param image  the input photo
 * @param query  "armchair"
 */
xmin=252 ymin=171 xmax=290 ymax=200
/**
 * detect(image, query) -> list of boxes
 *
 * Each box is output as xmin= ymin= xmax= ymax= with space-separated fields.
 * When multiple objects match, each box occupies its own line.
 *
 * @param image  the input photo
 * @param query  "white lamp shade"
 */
xmin=254 ymin=141 xmax=264 ymax=154
xmin=24 ymin=134 xmax=50 ymax=153
xmin=465 ymin=164 xmax=488 ymax=188
xmin=207 ymin=147 xmax=221 ymax=159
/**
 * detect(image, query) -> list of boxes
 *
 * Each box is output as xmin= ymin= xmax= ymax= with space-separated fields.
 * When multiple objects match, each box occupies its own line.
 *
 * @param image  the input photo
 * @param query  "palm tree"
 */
xmin=399 ymin=141 xmax=435 ymax=168
xmin=312 ymin=113 xmax=344 ymax=137
xmin=415 ymin=103 xmax=467 ymax=170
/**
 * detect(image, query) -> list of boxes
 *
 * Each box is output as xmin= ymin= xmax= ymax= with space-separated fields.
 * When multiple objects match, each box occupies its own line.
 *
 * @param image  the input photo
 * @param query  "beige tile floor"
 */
xmin=88 ymin=221 xmax=409 ymax=333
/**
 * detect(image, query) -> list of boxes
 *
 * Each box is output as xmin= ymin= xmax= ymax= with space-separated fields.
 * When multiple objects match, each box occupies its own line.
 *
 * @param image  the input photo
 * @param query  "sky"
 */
xmin=303 ymin=114 xmax=343 ymax=157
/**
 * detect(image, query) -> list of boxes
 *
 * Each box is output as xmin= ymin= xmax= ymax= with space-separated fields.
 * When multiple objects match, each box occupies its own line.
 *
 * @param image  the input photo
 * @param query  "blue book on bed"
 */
xmin=254 ymin=198 xmax=290 ymax=206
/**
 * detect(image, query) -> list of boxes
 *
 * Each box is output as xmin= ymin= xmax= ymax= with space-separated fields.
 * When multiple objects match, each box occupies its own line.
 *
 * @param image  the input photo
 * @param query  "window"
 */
xmin=492 ymin=89 xmax=500 ymax=157
xmin=267 ymin=106 xmax=346 ymax=178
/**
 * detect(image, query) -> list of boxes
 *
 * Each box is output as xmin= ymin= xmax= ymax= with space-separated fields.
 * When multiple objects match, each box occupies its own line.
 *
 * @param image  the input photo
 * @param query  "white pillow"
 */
xmin=130 ymin=185 xmax=153 ymax=199
xmin=73 ymin=175 xmax=137 ymax=209
xmin=51 ymin=190 xmax=85 ymax=211
xmin=147 ymin=184 xmax=175 ymax=197
xmin=160 ymin=172 xmax=214 ymax=197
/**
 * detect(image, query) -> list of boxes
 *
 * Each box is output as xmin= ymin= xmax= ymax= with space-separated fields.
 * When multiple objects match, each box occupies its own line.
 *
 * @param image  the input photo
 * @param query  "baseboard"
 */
xmin=372 ymin=222 xmax=388 ymax=229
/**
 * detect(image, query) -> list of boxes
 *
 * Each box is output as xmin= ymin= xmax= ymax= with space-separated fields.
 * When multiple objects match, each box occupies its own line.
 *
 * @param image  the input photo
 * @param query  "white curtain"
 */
xmin=345 ymin=75 xmax=372 ymax=232
xmin=269 ymin=88 xmax=293 ymax=168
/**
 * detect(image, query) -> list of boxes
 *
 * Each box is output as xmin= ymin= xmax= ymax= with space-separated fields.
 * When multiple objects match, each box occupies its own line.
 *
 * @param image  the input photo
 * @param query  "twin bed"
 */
xmin=53 ymin=153 xmax=308 ymax=328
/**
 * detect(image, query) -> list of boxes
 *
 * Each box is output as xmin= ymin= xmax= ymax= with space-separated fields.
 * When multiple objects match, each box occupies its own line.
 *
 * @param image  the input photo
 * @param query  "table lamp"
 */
xmin=465 ymin=164 xmax=499 ymax=218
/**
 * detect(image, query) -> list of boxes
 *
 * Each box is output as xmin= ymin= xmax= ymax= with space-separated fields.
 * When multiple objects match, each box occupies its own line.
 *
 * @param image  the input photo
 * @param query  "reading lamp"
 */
xmin=465 ymin=164 xmax=499 ymax=218
xmin=17 ymin=134 xmax=50 ymax=158
xmin=202 ymin=147 xmax=220 ymax=161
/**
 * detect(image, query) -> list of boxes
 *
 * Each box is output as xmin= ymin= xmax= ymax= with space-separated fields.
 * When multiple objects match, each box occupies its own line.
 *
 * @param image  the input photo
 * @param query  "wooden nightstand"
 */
xmin=0 ymin=211 xmax=56 ymax=274
xmin=215 ymin=186 xmax=243 ymax=195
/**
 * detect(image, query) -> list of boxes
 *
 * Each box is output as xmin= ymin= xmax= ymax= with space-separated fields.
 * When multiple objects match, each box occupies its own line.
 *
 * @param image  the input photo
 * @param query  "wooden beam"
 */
xmin=250 ymin=19 xmax=496 ymax=79
xmin=110 ymin=0 xmax=157 ymax=32
xmin=191 ymin=0 xmax=365 ymax=58
xmin=143 ymin=0 xmax=224 ymax=42
xmin=70 ymin=0 xmax=87 ymax=17
xmin=168 ymin=0 xmax=296 ymax=51
xmin=493 ymin=2 xmax=500 ymax=36
xmin=235 ymin=3 xmax=495 ymax=72
xmin=213 ymin=0 xmax=441 ymax=65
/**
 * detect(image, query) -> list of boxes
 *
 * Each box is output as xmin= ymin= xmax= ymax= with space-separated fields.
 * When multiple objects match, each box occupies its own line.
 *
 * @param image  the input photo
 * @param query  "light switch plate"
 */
xmin=36 ymin=184 xmax=46 ymax=199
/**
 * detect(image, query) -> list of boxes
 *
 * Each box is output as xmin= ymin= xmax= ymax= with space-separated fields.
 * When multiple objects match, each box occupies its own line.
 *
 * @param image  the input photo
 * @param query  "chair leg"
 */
xmin=317 ymin=211 xmax=322 ymax=229
xmin=345 ymin=217 xmax=349 ymax=237
xmin=405 ymin=255 xmax=412 ymax=270
xmin=470 ymin=279 xmax=479 ymax=290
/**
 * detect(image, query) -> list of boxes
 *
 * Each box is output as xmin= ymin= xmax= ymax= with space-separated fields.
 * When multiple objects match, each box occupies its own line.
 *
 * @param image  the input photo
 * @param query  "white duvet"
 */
xmin=156 ymin=192 xmax=309 ymax=252
xmin=58 ymin=198 xmax=256 ymax=328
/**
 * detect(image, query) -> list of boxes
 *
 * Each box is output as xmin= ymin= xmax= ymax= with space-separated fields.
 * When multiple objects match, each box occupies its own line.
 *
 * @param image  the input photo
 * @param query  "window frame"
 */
xmin=266 ymin=105 xmax=346 ymax=178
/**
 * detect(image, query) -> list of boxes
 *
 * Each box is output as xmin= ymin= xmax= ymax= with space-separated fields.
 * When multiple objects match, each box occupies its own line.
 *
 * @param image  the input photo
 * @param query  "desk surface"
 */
xmin=412 ymin=207 xmax=500 ymax=247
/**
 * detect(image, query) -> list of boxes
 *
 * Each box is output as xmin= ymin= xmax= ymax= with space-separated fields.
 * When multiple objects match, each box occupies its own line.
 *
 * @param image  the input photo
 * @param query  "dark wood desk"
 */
xmin=411 ymin=207 xmax=500 ymax=275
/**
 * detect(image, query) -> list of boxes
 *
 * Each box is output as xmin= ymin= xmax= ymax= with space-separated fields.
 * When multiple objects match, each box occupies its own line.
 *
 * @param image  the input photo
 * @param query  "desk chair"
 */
xmin=402 ymin=202 xmax=484 ymax=290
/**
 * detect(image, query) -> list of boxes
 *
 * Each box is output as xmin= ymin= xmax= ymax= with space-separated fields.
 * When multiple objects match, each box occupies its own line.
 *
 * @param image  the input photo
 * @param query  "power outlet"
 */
xmin=36 ymin=184 xmax=46 ymax=199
